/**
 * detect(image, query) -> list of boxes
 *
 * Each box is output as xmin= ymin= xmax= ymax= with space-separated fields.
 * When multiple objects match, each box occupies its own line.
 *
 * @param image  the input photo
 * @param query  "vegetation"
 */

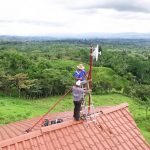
xmin=0 ymin=94 xmax=149 ymax=143
xmin=0 ymin=37 xmax=149 ymax=143
xmin=0 ymin=39 xmax=149 ymax=100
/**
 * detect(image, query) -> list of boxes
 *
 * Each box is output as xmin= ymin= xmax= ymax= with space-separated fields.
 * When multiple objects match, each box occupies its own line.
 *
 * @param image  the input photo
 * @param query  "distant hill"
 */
xmin=0 ymin=32 xmax=150 ymax=41
xmin=0 ymin=35 xmax=56 ymax=41
xmin=66 ymin=32 xmax=150 ymax=39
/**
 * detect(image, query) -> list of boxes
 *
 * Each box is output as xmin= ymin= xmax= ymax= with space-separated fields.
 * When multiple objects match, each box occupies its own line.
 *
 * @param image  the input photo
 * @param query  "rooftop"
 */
xmin=0 ymin=103 xmax=150 ymax=150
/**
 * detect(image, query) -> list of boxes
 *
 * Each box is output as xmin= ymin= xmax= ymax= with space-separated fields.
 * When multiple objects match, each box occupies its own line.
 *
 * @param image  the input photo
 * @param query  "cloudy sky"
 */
xmin=0 ymin=0 xmax=150 ymax=36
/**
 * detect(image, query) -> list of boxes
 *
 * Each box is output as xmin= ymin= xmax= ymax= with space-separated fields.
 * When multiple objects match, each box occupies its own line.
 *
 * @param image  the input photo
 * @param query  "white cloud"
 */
xmin=0 ymin=0 xmax=150 ymax=35
xmin=65 ymin=0 xmax=150 ymax=13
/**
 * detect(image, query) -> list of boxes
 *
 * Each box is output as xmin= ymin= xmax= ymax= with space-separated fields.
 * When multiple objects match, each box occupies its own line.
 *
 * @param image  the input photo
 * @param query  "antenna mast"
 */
xmin=87 ymin=45 xmax=93 ymax=114
xmin=87 ymin=44 xmax=101 ymax=114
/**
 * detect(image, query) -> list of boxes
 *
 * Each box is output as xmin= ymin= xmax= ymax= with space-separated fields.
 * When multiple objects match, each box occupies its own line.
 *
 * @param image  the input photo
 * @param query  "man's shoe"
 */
xmin=80 ymin=114 xmax=86 ymax=120
xmin=74 ymin=118 xmax=80 ymax=121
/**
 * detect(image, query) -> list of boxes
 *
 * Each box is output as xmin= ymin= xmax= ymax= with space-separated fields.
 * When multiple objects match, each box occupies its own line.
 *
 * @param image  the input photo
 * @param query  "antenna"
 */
xmin=87 ymin=44 xmax=102 ymax=114
xmin=92 ymin=44 xmax=101 ymax=61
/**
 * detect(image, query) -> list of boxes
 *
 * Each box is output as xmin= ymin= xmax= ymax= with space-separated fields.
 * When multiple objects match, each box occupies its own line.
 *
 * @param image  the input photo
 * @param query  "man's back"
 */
xmin=72 ymin=86 xmax=84 ymax=101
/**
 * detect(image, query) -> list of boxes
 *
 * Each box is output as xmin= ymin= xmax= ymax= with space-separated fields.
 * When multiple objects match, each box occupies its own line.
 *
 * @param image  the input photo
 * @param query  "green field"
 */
xmin=0 ymin=94 xmax=149 ymax=144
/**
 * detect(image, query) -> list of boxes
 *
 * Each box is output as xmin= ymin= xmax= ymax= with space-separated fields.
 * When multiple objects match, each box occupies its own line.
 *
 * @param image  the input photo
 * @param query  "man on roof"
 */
xmin=72 ymin=80 xmax=91 ymax=121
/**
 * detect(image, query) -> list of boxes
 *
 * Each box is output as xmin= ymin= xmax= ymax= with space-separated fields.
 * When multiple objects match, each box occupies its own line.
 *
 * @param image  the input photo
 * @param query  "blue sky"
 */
xmin=0 ymin=0 xmax=150 ymax=36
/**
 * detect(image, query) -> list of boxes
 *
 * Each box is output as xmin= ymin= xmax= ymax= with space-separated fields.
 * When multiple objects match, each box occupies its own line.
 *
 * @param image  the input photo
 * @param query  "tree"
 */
xmin=9 ymin=73 xmax=36 ymax=98
xmin=134 ymin=85 xmax=150 ymax=118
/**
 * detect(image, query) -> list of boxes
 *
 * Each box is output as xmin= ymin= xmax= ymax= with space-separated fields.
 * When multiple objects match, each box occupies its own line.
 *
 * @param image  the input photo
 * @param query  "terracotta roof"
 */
xmin=0 ymin=103 xmax=150 ymax=150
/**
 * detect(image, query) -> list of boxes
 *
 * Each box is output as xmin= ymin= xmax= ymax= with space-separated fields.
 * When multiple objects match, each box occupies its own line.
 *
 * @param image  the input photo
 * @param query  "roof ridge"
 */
xmin=100 ymin=103 xmax=128 ymax=114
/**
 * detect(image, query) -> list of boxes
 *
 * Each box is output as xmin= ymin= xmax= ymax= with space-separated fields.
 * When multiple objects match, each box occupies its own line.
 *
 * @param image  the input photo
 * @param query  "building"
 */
xmin=0 ymin=103 xmax=150 ymax=150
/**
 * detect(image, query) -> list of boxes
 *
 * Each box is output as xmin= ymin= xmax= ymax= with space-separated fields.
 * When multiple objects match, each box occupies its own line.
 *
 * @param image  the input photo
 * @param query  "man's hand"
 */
xmin=85 ymin=89 xmax=92 ymax=93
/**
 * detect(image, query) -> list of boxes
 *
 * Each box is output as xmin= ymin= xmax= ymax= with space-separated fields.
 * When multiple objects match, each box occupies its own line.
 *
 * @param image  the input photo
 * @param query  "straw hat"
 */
xmin=77 ymin=64 xmax=85 ymax=70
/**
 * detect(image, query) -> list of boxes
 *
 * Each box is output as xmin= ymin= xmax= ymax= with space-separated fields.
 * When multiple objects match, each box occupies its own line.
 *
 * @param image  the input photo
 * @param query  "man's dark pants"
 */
xmin=73 ymin=101 xmax=81 ymax=121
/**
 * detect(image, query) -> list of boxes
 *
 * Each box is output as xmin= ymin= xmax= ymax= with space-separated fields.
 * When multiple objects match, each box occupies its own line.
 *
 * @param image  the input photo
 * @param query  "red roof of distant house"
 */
xmin=0 ymin=103 xmax=150 ymax=150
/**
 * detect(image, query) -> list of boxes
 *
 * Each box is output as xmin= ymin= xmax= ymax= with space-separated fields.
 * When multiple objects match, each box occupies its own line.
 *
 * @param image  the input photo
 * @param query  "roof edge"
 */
xmin=100 ymin=103 xmax=128 ymax=114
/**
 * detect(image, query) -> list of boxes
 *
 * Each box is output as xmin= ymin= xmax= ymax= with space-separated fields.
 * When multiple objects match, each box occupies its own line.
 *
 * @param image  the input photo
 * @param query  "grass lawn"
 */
xmin=0 ymin=94 xmax=149 ymax=144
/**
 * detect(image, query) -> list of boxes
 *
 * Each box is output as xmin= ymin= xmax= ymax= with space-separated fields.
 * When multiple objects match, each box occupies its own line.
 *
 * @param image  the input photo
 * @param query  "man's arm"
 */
xmin=85 ymin=89 xmax=92 ymax=94
xmin=80 ymin=88 xmax=91 ymax=94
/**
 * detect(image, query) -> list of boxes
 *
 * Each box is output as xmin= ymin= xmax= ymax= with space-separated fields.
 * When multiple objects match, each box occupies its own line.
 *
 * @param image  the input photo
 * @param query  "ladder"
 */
xmin=80 ymin=80 xmax=97 ymax=125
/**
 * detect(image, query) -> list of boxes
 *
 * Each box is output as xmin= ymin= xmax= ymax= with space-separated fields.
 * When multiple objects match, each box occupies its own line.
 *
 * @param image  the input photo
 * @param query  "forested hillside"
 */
xmin=0 ymin=38 xmax=150 ymax=103
xmin=0 ymin=37 xmax=150 ymax=143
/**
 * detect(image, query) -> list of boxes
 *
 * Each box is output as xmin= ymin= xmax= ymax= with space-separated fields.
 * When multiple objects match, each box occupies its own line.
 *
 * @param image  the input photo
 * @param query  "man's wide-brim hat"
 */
xmin=77 ymin=64 xmax=85 ymax=70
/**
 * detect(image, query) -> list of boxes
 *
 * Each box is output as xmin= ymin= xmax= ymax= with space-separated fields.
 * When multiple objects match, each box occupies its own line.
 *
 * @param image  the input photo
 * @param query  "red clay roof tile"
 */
xmin=0 ymin=103 xmax=150 ymax=150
